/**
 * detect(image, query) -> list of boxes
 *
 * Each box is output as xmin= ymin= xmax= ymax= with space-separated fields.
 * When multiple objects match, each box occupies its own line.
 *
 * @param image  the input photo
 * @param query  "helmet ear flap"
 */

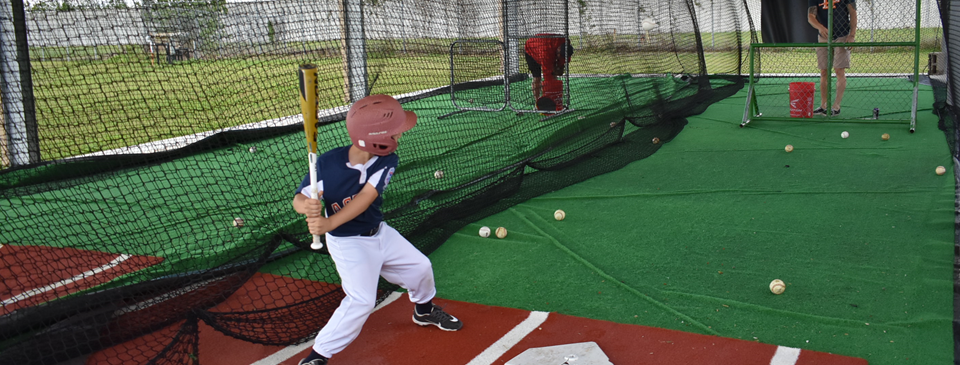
xmin=346 ymin=95 xmax=414 ymax=156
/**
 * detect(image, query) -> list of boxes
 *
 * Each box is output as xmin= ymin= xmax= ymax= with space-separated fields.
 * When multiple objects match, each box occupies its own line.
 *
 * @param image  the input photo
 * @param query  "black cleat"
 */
xmin=412 ymin=304 xmax=463 ymax=331
xmin=299 ymin=357 xmax=328 ymax=365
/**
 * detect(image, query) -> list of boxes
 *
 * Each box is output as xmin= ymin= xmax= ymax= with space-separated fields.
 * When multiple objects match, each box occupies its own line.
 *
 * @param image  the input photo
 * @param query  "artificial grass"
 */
xmin=428 ymin=82 xmax=954 ymax=365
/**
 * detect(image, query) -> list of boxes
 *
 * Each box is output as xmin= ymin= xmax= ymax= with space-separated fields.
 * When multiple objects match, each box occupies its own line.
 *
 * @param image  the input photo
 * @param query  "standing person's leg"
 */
xmin=309 ymin=235 xmax=384 ymax=360
xmin=833 ymin=68 xmax=847 ymax=112
xmin=831 ymin=40 xmax=852 ymax=114
xmin=531 ymin=77 xmax=542 ymax=100
xmin=376 ymin=223 xmax=462 ymax=331
xmin=525 ymin=52 xmax=543 ymax=100
xmin=815 ymin=37 xmax=830 ymax=115
xmin=819 ymin=68 xmax=830 ymax=111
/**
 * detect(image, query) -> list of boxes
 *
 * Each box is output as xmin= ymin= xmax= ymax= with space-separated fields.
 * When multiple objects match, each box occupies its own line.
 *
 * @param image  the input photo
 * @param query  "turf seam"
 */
xmin=509 ymin=207 xmax=719 ymax=336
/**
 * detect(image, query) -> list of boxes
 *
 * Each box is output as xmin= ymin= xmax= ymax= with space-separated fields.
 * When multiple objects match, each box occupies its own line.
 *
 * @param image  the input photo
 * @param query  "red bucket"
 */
xmin=789 ymin=82 xmax=815 ymax=118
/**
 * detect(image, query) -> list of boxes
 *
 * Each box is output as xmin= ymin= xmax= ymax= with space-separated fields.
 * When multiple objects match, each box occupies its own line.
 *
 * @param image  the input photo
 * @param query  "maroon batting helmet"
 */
xmin=346 ymin=94 xmax=417 ymax=156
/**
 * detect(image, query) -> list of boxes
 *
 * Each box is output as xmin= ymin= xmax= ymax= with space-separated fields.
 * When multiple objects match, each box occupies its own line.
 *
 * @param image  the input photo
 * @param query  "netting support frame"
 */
xmin=341 ymin=0 xmax=368 ymax=104
xmin=440 ymin=0 xmax=575 ymax=121
xmin=0 ymin=0 xmax=40 ymax=166
xmin=439 ymin=40 xmax=510 ymax=120
xmin=740 ymin=0 xmax=923 ymax=132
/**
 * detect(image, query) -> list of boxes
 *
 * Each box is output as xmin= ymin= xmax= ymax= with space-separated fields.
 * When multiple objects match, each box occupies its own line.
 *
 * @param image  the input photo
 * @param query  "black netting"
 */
xmin=1 ymin=0 xmax=752 ymax=363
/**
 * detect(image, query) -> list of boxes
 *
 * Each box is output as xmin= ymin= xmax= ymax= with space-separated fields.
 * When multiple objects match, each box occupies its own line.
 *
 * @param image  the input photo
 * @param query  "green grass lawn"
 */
xmin=4 ymin=28 xmax=941 ymax=166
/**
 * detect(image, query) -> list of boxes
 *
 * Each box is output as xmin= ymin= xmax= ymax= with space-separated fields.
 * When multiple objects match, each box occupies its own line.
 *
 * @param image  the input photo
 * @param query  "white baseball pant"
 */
xmin=312 ymin=222 xmax=437 ymax=357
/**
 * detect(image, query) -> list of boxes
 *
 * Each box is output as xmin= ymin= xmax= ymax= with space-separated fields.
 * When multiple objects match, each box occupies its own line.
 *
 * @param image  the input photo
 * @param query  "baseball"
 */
xmin=936 ymin=166 xmax=946 ymax=175
xmin=841 ymin=131 xmax=849 ymax=139
xmin=769 ymin=279 xmax=785 ymax=295
xmin=652 ymin=137 xmax=661 ymax=144
xmin=554 ymin=209 xmax=565 ymax=221
xmin=785 ymin=144 xmax=794 ymax=152
xmin=495 ymin=226 xmax=507 ymax=239
xmin=233 ymin=217 xmax=245 ymax=227
xmin=248 ymin=146 xmax=257 ymax=153
xmin=479 ymin=226 xmax=491 ymax=238
xmin=881 ymin=133 xmax=890 ymax=141
xmin=434 ymin=170 xmax=444 ymax=179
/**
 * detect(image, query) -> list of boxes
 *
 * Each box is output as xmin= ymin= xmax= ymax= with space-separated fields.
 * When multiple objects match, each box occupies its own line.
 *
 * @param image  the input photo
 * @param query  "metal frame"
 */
xmin=439 ymin=35 xmax=577 ymax=121
xmin=441 ymin=0 xmax=575 ymax=121
xmin=438 ymin=40 xmax=510 ymax=120
xmin=741 ymin=0 xmax=922 ymax=132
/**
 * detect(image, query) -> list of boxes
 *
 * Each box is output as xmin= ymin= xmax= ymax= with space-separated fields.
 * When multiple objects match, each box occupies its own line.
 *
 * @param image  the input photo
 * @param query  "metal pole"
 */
xmin=564 ymin=0 xmax=570 ymax=108
xmin=504 ymin=0 xmax=518 ymax=77
xmin=342 ymin=0 xmax=367 ymax=102
xmin=0 ymin=0 xmax=39 ymax=166
xmin=825 ymin=1 xmax=834 ymax=115
xmin=911 ymin=0 xmax=921 ymax=131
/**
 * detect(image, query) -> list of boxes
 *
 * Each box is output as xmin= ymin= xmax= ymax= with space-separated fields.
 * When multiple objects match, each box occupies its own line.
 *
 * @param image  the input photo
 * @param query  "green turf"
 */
xmin=1 ymin=75 xmax=687 ymax=287
xmin=428 ymin=83 xmax=954 ymax=364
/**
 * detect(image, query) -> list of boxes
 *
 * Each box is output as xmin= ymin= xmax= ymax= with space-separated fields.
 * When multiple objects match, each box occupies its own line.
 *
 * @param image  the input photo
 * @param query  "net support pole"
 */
xmin=825 ymin=1 xmax=834 ymax=115
xmin=501 ymin=0 xmax=519 ymax=77
xmin=0 ymin=0 xmax=39 ymax=166
xmin=911 ymin=0 xmax=922 ymax=132
xmin=340 ymin=0 xmax=367 ymax=103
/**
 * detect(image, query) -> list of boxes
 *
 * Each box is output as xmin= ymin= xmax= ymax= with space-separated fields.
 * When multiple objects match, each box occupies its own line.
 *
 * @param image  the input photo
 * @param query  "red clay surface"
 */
xmin=0 ymin=245 xmax=163 ymax=315
xmin=83 ymin=275 xmax=868 ymax=365
xmin=279 ymin=293 xmax=867 ymax=365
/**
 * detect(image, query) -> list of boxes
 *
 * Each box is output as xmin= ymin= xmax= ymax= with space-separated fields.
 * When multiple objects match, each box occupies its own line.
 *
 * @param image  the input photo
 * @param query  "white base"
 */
xmin=505 ymin=341 xmax=613 ymax=365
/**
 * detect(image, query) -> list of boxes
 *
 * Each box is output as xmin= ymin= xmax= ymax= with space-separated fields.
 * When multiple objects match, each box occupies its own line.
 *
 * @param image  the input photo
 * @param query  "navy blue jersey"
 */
xmin=295 ymin=146 xmax=398 ymax=237
xmin=809 ymin=0 xmax=855 ymax=40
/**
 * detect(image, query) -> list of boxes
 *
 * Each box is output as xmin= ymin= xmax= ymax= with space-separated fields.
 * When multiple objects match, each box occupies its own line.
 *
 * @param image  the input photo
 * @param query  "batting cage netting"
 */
xmin=0 ymin=0 xmax=947 ymax=364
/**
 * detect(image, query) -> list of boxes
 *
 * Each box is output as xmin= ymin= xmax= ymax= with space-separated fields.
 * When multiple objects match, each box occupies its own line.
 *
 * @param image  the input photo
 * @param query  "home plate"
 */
xmin=506 ymin=341 xmax=613 ymax=365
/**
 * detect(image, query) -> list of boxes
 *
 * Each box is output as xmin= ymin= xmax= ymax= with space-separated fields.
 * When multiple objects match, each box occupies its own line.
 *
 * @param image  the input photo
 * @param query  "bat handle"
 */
xmin=308 ymin=184 xmax=323 ymax=250
xmin=308 ymin=153 xmax=323 ymax=250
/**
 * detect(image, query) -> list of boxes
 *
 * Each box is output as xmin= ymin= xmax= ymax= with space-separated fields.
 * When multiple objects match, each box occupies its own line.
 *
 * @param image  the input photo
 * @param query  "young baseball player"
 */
xmin=524 ymin=33 xmax=574 ymax=111
xmin=292 ymin=94 xmax=462 ymax=365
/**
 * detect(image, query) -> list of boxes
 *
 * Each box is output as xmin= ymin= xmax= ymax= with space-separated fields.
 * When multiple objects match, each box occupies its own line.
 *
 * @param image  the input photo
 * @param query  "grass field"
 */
xmin=1 ymin=28 xmax=942 ymax=166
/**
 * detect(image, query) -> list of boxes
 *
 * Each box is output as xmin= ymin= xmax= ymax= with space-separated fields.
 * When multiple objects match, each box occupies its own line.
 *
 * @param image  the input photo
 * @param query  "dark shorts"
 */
xmin=525 ymin=43 xmax=575 ymax=78
xmin=525 ymin=52 xmax=542 ymax=78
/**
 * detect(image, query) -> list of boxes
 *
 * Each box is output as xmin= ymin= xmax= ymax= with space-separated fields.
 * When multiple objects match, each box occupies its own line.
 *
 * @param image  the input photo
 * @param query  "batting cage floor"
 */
xmin=5 ymin=77 xmax=951 ymax=365
xmin=427 ymin=81 xmax=953 ymax=365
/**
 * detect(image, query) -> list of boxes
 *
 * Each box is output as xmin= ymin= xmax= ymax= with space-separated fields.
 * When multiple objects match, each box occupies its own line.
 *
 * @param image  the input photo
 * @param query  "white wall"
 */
xmin=23 ymin=0 xmax=942 ymax=49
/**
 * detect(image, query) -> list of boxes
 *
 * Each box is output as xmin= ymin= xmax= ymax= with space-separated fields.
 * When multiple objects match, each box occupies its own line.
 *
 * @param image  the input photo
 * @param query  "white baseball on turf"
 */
xmin=554 ymin=209 xmax=565 ymax=221
xmin=881 ymin=133 xmax=890 ymax=141
xmin=434 ymin=170 xmax=444 ymax=179
xmin=841 ymin=131 xmax=849 ymax=139
xmin=769 ymin=279 xmax=785 ymax=295
xmin=936 ymin=166 xmax=946 ymax=175
xmin=248 ymin=146 xmax=257 ymax=153
xmin=495 ymin=227 xmax=508 ymax=239
xmin=479 ymin=226 xmax=491 ymax=238
xmin=233 ymin=217 xmax=245 ymax=227
xmin=785 ymin=144 xmax=794 ymax=152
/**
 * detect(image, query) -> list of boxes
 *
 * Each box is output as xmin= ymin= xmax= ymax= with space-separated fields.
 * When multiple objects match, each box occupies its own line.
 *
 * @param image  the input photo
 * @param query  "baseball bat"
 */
xmin=298 ymin=64 xmax=323 ymax=250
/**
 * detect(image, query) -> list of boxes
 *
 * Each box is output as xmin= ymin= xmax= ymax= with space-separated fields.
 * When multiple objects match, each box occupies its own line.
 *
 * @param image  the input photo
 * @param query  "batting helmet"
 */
xmin=346 ymin=94 xmax=417 ymax=156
